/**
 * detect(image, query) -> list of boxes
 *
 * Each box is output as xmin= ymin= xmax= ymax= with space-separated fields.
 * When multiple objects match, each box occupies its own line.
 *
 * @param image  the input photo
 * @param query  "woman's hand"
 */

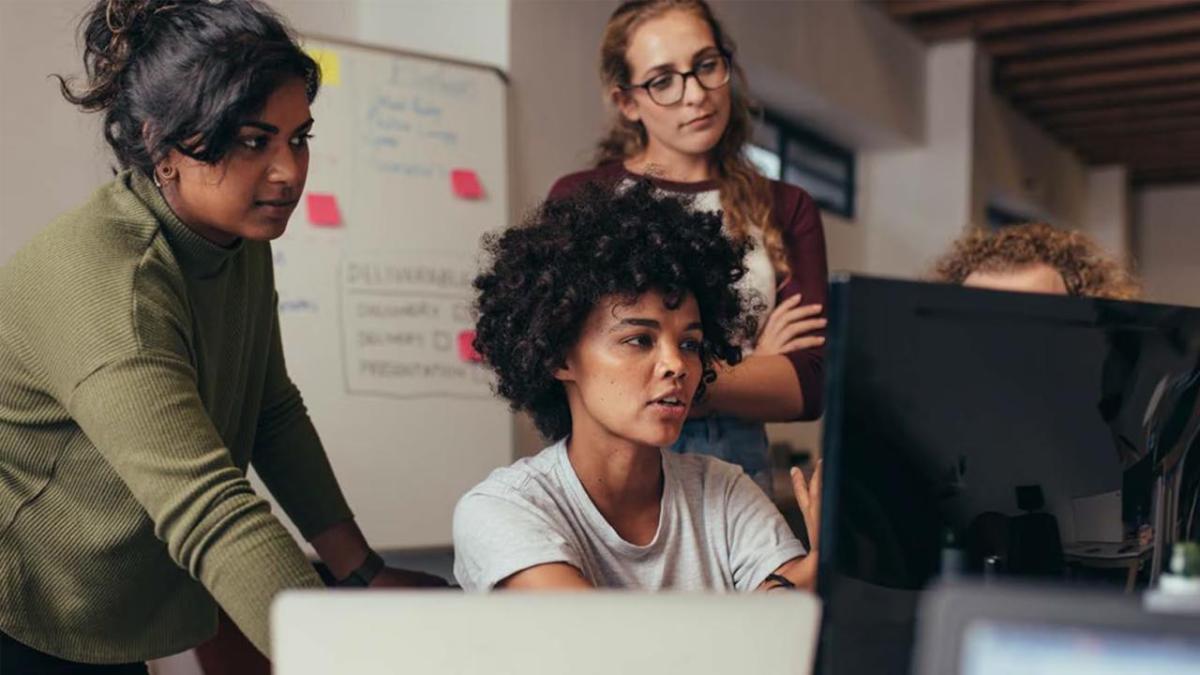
xmin=769 ymin=460 xmax=822 ymax=591
xmin=755 ymin=295 xmax=825 ymax=356
xmin=793 ymin=460 xmax=822 ymax=561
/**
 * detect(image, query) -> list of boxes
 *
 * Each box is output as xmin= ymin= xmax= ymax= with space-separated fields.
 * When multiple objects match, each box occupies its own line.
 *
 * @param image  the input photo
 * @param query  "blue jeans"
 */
xmin=670 ymin=415 xmax=773 ymax=497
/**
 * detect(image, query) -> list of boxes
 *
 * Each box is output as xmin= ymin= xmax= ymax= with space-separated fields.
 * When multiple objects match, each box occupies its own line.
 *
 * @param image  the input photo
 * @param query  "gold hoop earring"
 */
xmin=154 ymin=165 xmax=176 ymax=188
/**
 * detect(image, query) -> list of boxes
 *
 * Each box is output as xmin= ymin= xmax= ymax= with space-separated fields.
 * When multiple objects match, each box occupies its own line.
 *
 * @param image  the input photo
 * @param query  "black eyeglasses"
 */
xmin=621 ymin=53 xmax=731 ymax=106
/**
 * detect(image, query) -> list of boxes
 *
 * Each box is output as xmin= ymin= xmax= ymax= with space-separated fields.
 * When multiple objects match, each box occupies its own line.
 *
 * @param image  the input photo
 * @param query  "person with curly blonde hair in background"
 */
xmin=933 ymin=222 xmax=1140 ymax=300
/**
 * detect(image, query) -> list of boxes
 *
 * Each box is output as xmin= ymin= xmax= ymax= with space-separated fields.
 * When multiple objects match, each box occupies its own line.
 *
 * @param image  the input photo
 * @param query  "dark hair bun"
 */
xmin=55 ymin=0 xmax=318 ymax=175
xmin=58 ymin=0 xmax=162 ymax=112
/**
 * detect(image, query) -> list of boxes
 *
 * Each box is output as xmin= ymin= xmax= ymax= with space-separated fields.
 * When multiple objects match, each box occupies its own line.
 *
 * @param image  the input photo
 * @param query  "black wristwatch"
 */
xmin=335 ymin=549 xmax=385 ymax=587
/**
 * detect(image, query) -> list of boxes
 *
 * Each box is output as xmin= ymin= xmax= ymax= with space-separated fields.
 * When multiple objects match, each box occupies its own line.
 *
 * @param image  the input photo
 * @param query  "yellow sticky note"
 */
xmin=306 ymin=48 xmax=341 ymax=86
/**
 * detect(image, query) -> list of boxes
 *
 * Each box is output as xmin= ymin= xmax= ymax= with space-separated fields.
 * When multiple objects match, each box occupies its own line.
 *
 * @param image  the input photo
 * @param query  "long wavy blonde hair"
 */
xmin=596 ymin=0 xmax=788 ymax=280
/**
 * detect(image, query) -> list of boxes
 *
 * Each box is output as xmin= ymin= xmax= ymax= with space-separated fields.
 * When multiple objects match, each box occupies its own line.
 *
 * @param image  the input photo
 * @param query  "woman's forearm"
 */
xmin=309 ymin=518 xmax=371 ymax=580
xmin=699 ymin=354 xmax=805 ymax=421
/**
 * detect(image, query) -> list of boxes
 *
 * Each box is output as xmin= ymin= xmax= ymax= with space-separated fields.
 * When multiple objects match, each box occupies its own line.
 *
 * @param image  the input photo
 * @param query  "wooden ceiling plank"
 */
xmin=1055 ymin=117 xmax=1200 ymax=141
xmin=1120 ymin=162 xmax=1200 ymax=175
xmin=1092 ymin=160 xmax=1200 ymax=172
xmin=1125 ymin=162 xmax=1200 ymax=171
xmin=913 ymin=0 xmax=1200 ymax=42
xmin=1084 ymin=146 xmax=1200 ymax=162
xmin=1084 ymin=132 xmax=1200 ymax=148
xmin=998 ymin=38 xmax=1200 ymax=80
xmin=985 ymin=11 xmax=1200 ymax=58
xmin=1007 ymin=59 xmax=1200 ymax=96
xmin=884 ymin=0 xmax=1016 ymax=19
xmin=1131 ymin=169 xmax=1200 ymax=185
xmin=1039 ymin=99 xmax=1200 ymax=127
xmin=1065 ymin=130 xmax=1200 ymax=149
xmin=1019 ymin=80 xmax=1200 ymax=113
xmin=1083 ymin=140 xmax=1200 ymax=156
xmin=1133 ymin=168 xmax=1200 ymax=176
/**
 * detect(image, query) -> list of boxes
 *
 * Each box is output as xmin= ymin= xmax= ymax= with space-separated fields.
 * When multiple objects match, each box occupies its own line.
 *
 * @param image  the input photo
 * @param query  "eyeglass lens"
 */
xmin=644 ymin=56 xmax=730 ymax=105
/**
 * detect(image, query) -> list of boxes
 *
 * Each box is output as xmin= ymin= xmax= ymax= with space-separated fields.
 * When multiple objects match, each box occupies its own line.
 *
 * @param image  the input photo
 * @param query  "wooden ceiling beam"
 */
xmin=1094 ymin=147 xmax=1200 ymax=159
xmin=1124 ymin=159 xmax=1200 ymax=170
xmin=1091 ymin=161 xmax=1200 ymax=175
xmin=1018 ymin=80 xmax=1200 ymax=113
xmin=1054 ymin=116 xmax=1200 ymax=141
xmin=1118 ymin=164 xmax=1200 ymax=180
xmin=909 ymin=0 xmax=1200 ymax=42
xmin=1083 ymin=149 xmax=1200 ymax=165
xmin=1081 ymin=134 xmax=1200 ymax=154
xmin=1038 ymin=99 xmax=1200 ymax=128
xmin=1119 ymin=156 xmax=1200 ymax=168
xmin=1131 ymin=168 xmax=1200 ymax=184
xmin=1065 ymin=128 xmax=1200 ymax=152
xmin=1084 ymin=134 xmax=1200 ymax=150
xmin=998 ymin=38 xmax=1200 ymax=80
xmin=984 ymin=10 xmax=1200 ymax=58
xmin=883 ymin=0 xmax=1016 ymax=19
xmin=1006 ymin=59 xmax=1200 ymax=97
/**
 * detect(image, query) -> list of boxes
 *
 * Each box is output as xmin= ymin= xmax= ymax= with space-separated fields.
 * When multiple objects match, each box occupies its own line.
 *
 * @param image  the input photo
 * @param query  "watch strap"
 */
xmin=336 ymin=549 xmax=385 ymax=587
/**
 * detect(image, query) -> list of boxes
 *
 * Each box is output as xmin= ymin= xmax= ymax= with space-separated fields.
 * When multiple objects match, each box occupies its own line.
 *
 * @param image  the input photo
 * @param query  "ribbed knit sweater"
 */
xmin=0 ymin=170 xmax=353 ymax=662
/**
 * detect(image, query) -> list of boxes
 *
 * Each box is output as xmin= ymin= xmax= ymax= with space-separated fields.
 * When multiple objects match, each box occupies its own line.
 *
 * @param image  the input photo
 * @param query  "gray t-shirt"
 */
xmin=453 ymin=439 xmax=807 ymax=591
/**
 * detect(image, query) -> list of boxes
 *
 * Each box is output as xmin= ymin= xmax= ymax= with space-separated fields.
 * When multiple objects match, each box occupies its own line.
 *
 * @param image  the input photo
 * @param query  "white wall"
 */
xmin=1135 ymin=185 xmax=1200 ymax=307
xmin=353 ymin=0 xmax=509 ymax=71
xmin=855 ymin=40 xmax=976 ymax=278
xmin=0 ymin=0 xmax=112 ymax=263
xmin=1083 ymin=166 xmax=1131 ymax=262
xmin=508 ymin=0 xmax=613 ymax=214
xmin=711 ymin=0 xmax=926 ymax=150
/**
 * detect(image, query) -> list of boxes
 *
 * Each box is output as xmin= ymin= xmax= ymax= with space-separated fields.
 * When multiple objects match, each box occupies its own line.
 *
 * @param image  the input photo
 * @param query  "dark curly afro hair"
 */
xmin=473 ymin=180 xmax=755 ymax=441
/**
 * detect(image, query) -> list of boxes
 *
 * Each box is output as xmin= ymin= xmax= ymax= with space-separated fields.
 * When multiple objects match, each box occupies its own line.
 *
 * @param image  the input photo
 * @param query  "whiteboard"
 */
xmin=252 ymin=37 xmax=512 ymax=549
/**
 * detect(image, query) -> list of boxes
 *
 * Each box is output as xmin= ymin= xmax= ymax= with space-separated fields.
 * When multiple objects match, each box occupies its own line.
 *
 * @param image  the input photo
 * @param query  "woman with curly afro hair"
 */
xmin=453 ymin=181 xmax=820 ymax=592
xmin=933 ymin=223 xmax=1139 ymax=299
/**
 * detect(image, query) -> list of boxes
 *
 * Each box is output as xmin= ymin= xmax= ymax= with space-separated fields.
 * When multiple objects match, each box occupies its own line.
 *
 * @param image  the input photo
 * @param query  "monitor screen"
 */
xmin=961 ymin=620 xmax=1200 ymax=675
xmin=817 ymin=276 xmax=1200 ymax=675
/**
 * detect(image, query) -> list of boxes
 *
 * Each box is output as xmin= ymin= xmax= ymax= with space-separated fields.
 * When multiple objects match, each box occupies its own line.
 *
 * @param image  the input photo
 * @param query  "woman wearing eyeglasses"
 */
xmin=548 ymin=0 xmax=829 ymax=496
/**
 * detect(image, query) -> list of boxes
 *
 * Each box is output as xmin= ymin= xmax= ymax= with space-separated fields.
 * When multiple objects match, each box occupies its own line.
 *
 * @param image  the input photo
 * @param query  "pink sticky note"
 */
xmin=450 ymin=169 xmax=485 ymax=200
xmin=306 ymin=193 xmax=342 ymax=227
xmin=458 ymin=330 xmax=482 ymax=363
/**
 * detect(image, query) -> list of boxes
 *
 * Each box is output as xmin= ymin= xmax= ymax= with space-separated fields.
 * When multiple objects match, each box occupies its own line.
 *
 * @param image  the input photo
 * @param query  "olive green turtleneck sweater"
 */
xmin=0 ymin=170 xmax=353 ymax=662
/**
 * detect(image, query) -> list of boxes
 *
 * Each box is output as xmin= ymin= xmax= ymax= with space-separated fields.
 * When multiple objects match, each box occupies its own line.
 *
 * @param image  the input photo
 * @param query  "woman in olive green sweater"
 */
xmin=0 ymin=1 xmax=440 ymax=672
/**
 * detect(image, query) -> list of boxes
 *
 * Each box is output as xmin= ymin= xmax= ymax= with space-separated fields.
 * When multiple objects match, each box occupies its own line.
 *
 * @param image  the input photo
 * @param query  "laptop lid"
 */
xmin=272 ymin=590 xmax=822 ymax=675
xmin=914 ymin=581 xmax=1200 ymax=675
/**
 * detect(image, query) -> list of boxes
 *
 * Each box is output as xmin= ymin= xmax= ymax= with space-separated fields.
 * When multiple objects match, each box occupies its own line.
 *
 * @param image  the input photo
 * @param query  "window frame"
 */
xmin=758 ymin=109 xmax=856 ymax=219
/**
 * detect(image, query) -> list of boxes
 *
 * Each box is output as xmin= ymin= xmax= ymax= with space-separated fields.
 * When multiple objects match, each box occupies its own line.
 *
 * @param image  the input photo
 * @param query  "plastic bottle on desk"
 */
xmin=1145 ymin=542 xmax=1200 ymax=616
xmin=939 ymin=527 xmax=964 ymax=580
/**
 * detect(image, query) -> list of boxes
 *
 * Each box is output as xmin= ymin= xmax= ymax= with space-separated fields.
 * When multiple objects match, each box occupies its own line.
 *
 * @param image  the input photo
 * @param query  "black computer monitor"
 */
xmin=817 ymin=275 xmax=1200 ymax=675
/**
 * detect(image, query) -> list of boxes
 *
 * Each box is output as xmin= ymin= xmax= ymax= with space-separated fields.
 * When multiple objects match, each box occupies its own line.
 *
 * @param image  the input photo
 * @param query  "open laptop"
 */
xmin=272 ymin=591 xmax=822 ymax=675
xmin=913 ymin=581 xmax=1200 ymax=675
